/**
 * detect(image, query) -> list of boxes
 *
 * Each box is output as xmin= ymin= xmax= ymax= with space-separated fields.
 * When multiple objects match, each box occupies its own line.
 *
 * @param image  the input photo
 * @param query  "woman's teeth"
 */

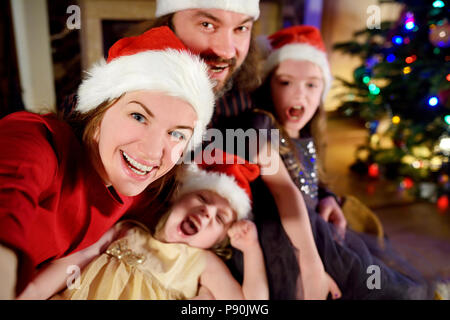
xmin=122 ymin=151 xmax=153 ymax=175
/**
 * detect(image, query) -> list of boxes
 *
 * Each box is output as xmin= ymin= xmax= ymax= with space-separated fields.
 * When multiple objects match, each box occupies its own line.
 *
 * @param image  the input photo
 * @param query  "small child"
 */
xmin=17 ymin=154 xmax=268 ymax=300
xmin=242 ymin=25 xmax=431 ymax=299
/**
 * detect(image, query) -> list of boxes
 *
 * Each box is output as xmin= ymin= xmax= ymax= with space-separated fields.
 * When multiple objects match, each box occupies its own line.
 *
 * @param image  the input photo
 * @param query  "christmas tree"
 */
xmin=333 ymin=0 xmax=449 ymax=210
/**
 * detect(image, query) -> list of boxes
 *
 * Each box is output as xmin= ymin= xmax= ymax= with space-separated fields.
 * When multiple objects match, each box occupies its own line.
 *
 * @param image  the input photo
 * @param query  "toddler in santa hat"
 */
xmin=18 ymin=151 xmax=269 ymax=300
xmin=0 ymin=26 xmax=216 ymax=299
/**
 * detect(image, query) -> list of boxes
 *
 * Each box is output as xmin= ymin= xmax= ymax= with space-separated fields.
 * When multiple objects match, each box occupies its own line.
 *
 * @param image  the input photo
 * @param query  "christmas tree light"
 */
xmin=428 ymin=96 xmax=439 ymax=106
xmin=392 ymin=116 xmax=401 ymax=124
xmin=333 ymin=0 xmax=449 ymax=203
xmin=386 ymin=54 xmax=396 ymax=62
xmin=393 ymin=36 xmax=403 ymax=45
xmin=432 ymin=1 xmax=445 ymax=8
xmin=445 ymin=115 xmax=450 ymax=125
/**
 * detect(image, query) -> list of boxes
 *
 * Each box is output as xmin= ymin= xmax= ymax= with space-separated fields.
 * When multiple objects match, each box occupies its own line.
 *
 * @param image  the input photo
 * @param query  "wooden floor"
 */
xmin=325 ymin=115 xmax=450 ymax=292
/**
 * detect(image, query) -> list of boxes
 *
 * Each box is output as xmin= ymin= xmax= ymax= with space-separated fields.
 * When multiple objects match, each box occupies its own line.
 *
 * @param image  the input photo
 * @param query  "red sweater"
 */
xmin=0 ymin=112 xmax=145 ymax=294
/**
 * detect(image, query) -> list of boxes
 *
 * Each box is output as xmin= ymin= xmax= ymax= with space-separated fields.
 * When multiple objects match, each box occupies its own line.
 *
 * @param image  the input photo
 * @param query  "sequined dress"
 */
xmin=55 ymin=223 xmax=206 ymax=300
xmin=226 ymin=109 xmax=432 ymax=299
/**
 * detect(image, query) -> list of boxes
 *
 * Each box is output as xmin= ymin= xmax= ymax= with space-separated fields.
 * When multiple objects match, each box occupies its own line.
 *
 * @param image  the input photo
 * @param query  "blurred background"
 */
xmin=1 ymin=0 xmax=449 ymax=296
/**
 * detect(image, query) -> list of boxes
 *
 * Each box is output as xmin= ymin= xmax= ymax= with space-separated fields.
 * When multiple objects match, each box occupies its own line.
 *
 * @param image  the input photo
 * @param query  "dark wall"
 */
xmin=0 ymin=0 xmax=25 ymax=118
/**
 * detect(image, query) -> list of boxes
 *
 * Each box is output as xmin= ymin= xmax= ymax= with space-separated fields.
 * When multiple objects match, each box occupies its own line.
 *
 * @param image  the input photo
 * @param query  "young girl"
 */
xmin=0 ymin=26 xmax=215 ymax=299
xmin=17 ymin=156 xmax=268 ymax=300
xmin=232 ymin=25 xmax=432 ymax=299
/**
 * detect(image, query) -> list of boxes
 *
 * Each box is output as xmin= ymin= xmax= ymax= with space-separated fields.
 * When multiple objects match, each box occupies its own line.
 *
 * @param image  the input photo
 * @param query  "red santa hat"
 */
xmin=177 ymin=150 xmax=260 ymax=220
xmin=76 ymin=26 xmax=215 ymax=152
xmin=155 ymin=0 xmax=260 ymax=20
xmin=263 ymin=25 xmax=333 ymax=101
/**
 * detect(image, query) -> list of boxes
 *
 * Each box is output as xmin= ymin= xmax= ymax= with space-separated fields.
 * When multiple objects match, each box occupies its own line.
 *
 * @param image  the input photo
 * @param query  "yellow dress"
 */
xmin=56 ymin=223 xmax=206 ymax=300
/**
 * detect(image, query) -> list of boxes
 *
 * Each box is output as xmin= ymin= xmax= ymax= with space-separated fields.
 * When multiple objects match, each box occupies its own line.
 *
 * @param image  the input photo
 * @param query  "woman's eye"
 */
xmin=170 ymin=131 xmax=186 ymax=141
xmin=131 ymin=112 xmax=146 ymax=123
xmin=280 ymin=81 xmax=290 ymax=86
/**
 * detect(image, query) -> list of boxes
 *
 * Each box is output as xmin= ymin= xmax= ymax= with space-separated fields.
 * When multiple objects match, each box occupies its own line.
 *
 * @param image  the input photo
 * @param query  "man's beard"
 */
xmin=213 ymin=71 xmax=236 ymax=99
xmin=200 ymin=53 xmax=239 ymax=99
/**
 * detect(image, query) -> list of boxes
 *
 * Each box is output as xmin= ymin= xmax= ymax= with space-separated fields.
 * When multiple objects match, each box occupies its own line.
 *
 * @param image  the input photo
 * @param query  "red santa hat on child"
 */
xmin=76 ymin=26 xmax=215 ymax=152
xmin=177 ymin=150 xmax=260 ymax=220
xmin=155 ymin=0 xmax=260 ymax=20
xmin=263 ymin=25 xmax=333 ymax=101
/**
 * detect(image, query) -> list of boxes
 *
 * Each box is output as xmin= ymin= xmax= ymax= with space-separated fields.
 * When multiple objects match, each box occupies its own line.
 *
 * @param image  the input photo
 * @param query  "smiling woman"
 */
xmin=0 ymin=26 xmax=215 ymax=298
xmin=93 ymin=91 xmax=197 ymax=197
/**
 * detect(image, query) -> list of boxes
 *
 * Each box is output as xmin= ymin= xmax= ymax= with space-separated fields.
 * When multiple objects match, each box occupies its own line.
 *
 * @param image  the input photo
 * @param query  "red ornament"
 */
xmin=402 ymin=177 xmax=414 ymax=189
xmin=437 ymin=195 xmax=449 ymax=212
xmin=405 ymin=55 xmax=417 ymax=64
xmin=368 ymin=163 xmax=379 ymax=178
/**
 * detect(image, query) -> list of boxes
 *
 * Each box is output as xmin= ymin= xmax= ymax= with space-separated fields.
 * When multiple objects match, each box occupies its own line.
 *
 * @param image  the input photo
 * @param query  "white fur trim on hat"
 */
xmin=264 ymin=43 xmax=333 ymax=101
xmin=155 ymin=0 xmax=260 ymax=20
xmin=76 ymin=49 xmax=215 ymax=152
xmin=177 ymin=164 xmax=252 ymax=220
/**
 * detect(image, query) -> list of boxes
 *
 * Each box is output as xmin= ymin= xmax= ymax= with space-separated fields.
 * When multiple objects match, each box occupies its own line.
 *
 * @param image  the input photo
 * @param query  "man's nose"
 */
xmin=210 ymin=30 xmax=236 ymax=60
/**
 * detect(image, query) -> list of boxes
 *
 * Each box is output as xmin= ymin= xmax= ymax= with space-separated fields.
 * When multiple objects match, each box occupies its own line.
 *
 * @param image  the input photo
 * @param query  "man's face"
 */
xmin=172 ymin=9 xmax=253 ymax=93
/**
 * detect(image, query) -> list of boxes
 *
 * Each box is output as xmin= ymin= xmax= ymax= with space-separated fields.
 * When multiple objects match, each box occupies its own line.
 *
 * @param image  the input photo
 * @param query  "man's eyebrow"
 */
xmin=129 ymin=100 xmax=154 ymax=117
xmin=193 ymin=11 xmax=254 ymax=25
xmin=194 ymin=11 xmax=221 ymax=23
xmin=239 ymin=17 xmax=254 ymax=25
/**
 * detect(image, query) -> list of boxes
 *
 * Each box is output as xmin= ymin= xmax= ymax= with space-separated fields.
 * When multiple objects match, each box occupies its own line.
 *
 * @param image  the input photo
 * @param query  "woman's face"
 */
xmin=94 ymin=90 xmax=197 ymax=196
xmin=162 ymin=190 xmax=237 ymax=249
xmin=270 ymin=59 xmax=324 ymax=138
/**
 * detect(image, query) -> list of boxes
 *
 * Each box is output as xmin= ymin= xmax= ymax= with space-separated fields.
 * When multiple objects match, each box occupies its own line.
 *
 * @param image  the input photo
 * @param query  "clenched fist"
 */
xmin=227 ymin=220 xmax=259 ymax=253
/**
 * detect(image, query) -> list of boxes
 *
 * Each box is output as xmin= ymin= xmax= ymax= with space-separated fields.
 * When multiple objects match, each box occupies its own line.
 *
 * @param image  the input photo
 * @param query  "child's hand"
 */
xmin=227 ymin=220 xmax=259 ymax=253
xmin=318 ymin=196 xmax=347 ymax=241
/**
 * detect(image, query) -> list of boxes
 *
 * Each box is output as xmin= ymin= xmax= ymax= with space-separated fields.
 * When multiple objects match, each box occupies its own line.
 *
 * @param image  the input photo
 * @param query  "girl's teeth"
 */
xmin=122 ymin=151 xmax=153 ymax=173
